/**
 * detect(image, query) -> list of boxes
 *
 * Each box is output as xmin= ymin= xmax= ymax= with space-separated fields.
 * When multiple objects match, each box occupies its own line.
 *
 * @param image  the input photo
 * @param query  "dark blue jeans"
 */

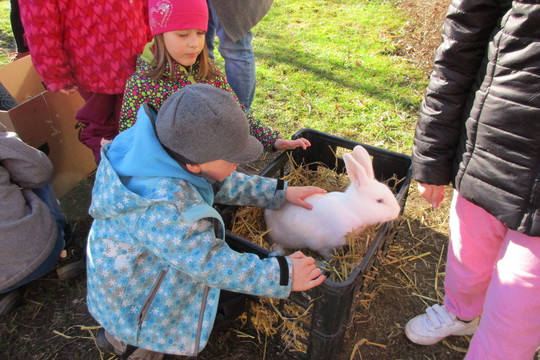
xmin=1 ymin=184 xmax=66 ymax=293
xmin=206 ymin=0 xmax=256 ymax=112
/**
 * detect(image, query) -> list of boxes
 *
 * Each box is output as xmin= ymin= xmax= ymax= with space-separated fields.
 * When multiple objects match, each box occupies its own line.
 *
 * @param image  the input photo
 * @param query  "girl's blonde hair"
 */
xmin=145 ymin=33 xmax=218 ymax=81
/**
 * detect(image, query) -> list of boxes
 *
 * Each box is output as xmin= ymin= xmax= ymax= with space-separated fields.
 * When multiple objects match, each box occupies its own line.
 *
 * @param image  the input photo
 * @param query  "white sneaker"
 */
xmin=405 ymin=304 xmax=479 ymax=345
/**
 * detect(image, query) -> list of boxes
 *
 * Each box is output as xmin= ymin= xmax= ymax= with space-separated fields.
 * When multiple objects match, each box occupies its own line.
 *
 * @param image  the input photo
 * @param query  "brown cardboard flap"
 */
xmin=0 ymin=58 xmax=96 ymax=197
xmin=41 ymin=91 xmax=96 ymax=197
xmin=0 ymin=56 xmax=45 ymax=103
xmin=0 ymin=94 xmax=52 ymax=147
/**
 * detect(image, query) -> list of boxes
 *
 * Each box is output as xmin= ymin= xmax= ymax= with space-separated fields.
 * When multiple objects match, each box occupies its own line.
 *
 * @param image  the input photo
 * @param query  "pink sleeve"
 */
xmin=18 ymin=0 xmax=73 ymax=92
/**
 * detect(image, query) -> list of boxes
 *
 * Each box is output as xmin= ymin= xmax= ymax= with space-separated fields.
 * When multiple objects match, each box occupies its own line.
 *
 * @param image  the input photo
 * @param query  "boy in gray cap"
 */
xmin=86 ymin=84 xmax=326 ymax=359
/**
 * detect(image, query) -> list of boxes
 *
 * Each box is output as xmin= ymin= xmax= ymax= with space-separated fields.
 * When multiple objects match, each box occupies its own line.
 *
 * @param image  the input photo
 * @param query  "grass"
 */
xmin=250 ymin=0 xmax=424 ymax=154
xmin=0 ymin=0 xmax=14 ymax=64
xmin=0 ymin=0 xmax=425 ymax=154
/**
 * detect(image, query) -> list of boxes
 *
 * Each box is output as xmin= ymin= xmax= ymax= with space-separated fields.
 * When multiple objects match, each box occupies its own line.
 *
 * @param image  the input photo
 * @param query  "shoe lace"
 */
xmin=425 ymin=304 xmax=455 ymax=329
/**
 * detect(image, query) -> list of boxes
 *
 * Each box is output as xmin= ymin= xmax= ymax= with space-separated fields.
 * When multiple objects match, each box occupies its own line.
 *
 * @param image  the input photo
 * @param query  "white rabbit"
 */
xmin=264 ymin=145 xmax=401 ymax=259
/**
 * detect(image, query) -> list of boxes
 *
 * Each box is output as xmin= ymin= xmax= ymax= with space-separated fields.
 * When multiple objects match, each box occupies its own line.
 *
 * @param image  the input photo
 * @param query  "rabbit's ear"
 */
xmin=352 ymin=145 xmax=374 ymax=179
xmin=343 ymin=152 xmax=370 ymax=187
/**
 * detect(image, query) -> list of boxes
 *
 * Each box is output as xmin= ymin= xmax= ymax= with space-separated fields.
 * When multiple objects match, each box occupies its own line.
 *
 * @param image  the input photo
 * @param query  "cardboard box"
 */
xmin=0 ymin=56 xmax=96 ymax=198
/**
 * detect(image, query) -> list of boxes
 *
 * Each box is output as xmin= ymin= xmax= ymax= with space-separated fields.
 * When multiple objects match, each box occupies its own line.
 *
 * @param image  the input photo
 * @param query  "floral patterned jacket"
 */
xmin=87 ymin=106 xmax=291 ymax=355
xmin=119 ymin=43 xmax=280 ymax=151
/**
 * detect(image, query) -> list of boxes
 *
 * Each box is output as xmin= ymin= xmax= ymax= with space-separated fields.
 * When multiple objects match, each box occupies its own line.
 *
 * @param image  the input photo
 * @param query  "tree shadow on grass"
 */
xmin=255 ymin=34 xmax=421 ymax=113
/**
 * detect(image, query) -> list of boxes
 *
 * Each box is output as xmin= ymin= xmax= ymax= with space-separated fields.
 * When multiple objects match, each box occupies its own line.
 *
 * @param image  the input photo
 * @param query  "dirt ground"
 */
xmin=0 ymin=0 xmax=464 ymax=359
xmin=1 ymin=160 xmax=465 ymax=360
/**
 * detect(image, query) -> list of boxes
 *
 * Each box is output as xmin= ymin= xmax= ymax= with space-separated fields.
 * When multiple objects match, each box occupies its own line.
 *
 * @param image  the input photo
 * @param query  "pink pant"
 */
xmin=76 ymin=90 xmax=123 ymax=163
xmin=444 ymin=192 xmax=540 ymax=360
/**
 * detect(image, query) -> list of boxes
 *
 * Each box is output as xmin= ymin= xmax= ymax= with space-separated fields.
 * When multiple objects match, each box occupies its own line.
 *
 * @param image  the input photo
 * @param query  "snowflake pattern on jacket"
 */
xmin=119 ymin=54 xmax=280 ymax=151
xmin=87 ymin=148 xmax=291 ymax=356
xmin=19 ymin=0 xmax=150 ymax=93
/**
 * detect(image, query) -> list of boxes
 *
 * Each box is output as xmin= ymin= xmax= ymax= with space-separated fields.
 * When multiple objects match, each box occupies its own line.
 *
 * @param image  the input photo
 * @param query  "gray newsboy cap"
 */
xmin=155 ymin=84 xmax=263 ymax=164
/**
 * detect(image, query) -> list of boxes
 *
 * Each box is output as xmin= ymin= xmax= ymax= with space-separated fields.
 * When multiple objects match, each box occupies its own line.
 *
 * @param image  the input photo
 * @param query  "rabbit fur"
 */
xmin=264 ymin=145 xmax=401 ymax=259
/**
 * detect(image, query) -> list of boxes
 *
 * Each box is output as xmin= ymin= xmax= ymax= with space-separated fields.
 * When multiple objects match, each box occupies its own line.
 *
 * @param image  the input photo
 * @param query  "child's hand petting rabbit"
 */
xmin=265 ymin=145 xmax=401 ymax=259
xmin=285 ymin=186 xmax=327 ymax=209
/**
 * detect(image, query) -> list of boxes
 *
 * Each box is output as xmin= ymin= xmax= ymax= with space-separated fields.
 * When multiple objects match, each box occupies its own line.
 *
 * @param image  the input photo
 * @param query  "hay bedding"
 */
xmin=230 ymin=154 xmax=401 ymax=354
xmin=231 ymin=154 xmax=394 ymax=282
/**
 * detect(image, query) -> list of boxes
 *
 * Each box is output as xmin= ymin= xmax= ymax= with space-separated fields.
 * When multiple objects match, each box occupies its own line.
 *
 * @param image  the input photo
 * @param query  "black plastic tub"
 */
xmin=224 ymin=128 xmax=412 ymax=360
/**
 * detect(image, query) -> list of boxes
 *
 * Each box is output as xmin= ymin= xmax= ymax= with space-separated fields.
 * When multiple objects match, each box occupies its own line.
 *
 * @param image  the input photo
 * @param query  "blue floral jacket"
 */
xmin=86 ymin=105 xmax=291 ymax=355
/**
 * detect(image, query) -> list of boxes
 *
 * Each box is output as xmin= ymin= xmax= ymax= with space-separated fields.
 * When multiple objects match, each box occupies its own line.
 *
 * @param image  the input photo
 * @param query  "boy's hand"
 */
xmin=274 ymin=137 xmax=311 ymax=151
xmin=289 ymin=251 xmax=325 ymax=291
xmin=286 ymin=186 xmax=327 ymax=210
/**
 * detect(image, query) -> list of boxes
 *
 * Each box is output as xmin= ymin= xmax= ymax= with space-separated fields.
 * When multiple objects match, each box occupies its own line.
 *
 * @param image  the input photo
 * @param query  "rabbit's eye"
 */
xmin=376 ymin=199 xmax=383 ymax=203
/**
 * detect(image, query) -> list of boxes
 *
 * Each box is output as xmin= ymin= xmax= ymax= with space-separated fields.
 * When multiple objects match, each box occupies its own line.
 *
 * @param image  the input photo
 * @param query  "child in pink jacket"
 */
xmin=19 ymin=0 xmax=151 ymax=163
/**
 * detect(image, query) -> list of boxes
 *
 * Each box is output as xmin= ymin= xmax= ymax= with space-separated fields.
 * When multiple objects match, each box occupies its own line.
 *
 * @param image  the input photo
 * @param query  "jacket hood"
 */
xmin=91 ymin=104 xmax=214 ymax=219
xmin=141 ymin=40 xmax=155 ymax=64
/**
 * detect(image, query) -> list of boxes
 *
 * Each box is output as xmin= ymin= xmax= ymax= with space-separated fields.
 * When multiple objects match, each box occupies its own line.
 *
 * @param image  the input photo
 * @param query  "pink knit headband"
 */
xmin=148 ymin=0 xmax=208 ymax=35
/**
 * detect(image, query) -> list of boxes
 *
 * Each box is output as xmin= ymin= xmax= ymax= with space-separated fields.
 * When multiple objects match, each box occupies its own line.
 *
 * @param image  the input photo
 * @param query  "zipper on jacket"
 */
xmin=194 ymin=286 xmax=210 ymax=355
xmin=523 ymin=166 xmax=540 ymax=233
xmin=137 ymin=268 xmax=169 ymax=335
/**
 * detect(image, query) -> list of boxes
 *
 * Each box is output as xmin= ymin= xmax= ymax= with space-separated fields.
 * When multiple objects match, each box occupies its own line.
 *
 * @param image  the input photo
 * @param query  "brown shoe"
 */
xmin=96 ymin=328 xmax=165 ymax=360
xmin=95 ymin=328 xmax=164 ymax=360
